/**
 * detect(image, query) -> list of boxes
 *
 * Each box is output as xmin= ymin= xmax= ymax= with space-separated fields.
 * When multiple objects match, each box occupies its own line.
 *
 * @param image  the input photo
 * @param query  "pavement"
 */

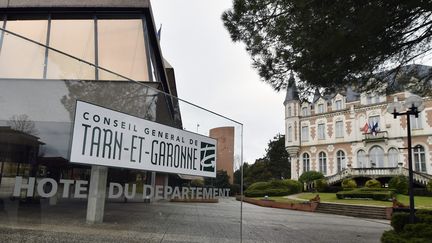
xmin=0 ymin=197 xmax=391 ymax=242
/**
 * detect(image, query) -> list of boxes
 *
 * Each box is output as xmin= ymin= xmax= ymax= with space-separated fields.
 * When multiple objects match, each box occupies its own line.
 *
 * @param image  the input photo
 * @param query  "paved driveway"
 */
xmin=0 ymin=198 xmax=390 ymax=242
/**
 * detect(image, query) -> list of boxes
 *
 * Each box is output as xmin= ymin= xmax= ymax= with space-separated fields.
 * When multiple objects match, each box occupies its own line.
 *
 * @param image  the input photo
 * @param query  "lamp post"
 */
xmin=387 ymin=94 xmax=424 ymax=223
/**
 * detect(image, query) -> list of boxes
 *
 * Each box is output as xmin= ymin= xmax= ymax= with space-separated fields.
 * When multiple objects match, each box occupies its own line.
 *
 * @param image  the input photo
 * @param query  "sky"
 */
xmin=151 ymin=0 xmax=286 ymax=164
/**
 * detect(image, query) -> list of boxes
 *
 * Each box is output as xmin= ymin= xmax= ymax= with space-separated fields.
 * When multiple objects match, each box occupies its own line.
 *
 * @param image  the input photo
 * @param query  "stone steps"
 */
xmin=315 ymin=203 xmax=389 ymax=219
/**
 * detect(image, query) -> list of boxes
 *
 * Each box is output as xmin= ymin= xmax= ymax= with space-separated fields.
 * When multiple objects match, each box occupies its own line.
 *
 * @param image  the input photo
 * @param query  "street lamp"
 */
xmin=387 ymin=94 xmax=424 ymax=223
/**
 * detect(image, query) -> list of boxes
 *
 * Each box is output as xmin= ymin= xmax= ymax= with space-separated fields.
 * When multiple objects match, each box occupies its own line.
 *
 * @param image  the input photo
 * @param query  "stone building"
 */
xmin=284 ymin=65 xmax=432 ymax=181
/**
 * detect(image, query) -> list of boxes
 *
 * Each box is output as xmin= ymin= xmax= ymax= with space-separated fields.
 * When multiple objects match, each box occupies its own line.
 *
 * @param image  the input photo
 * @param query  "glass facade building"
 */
xmin=0 ymin=2 xmax=244 ymax=239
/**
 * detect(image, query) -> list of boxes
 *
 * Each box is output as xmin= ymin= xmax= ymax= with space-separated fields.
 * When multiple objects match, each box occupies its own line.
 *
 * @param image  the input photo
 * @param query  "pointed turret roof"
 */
xmin=312 ymin=88 xmax=321 ymax=103
xmin=283 ymin=72 xmax=299 ymax=105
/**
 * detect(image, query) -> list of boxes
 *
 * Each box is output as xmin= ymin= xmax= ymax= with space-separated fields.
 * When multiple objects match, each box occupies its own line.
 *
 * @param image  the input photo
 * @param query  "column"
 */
xmin=86 ymin=166 xmax=108 ymax=224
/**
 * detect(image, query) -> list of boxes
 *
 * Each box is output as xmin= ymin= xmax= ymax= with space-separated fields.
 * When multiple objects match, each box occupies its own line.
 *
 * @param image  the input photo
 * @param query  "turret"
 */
xmin=284 ymin=73 xmax=301 ymax=179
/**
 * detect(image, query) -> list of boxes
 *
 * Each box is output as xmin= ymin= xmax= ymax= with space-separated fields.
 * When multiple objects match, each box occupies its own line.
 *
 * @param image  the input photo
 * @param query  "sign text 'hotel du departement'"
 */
xmin=70 ymin=101 xmax=217 ymax=177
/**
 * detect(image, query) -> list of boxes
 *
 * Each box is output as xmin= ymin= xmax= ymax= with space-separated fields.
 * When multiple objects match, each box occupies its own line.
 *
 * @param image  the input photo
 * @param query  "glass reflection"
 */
xmin=47 ymin=19 xmax=95 ymax=79
xmin=0 ymin=20 xmax=47 ymax=78
xmin=98 ymin=19 xmax=149 ymax=81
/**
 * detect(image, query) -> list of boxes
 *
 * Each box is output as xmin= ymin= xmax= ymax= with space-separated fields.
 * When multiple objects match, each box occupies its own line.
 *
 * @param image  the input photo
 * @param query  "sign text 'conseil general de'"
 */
xmin=70 ymin=101 xmax=217 ymax=177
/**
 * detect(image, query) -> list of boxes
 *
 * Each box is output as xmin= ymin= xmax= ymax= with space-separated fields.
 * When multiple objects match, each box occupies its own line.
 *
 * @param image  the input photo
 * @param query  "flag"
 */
xmin=371 ymin=122 xmax=379 ymax=136
xmin=362 ymin=122 xmax=369 ymax=133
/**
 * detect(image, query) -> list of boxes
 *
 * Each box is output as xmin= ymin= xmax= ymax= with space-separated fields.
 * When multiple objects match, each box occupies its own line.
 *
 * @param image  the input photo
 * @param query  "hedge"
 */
xmin=341 ymin=178 xmax=357 ymax=189
xmin=382 ymin=211 xmax=432 ymax=243
xmin=244 ymin=179 xmax=303 ymax=197
xmin=336 ymin=189 xmax=394 ymax=201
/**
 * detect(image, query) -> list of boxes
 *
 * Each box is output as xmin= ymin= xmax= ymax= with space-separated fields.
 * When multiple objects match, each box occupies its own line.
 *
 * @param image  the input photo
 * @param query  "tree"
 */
xmin=7 ymin=114 xmax=38 ymax=136
xmin=265 ymin=134 xmax=290 ymax=179
xmin=205 ymin=170 xmax=231 ymax=188
xmin=223 ymin=1 xmax=432 ymax=96
xmin=234 ymin=134 xmax=290 ymax=188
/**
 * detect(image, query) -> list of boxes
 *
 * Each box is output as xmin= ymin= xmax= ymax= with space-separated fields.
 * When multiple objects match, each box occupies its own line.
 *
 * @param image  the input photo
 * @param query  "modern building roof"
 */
xmin=0 ymin=0 xmax=150 ymax=8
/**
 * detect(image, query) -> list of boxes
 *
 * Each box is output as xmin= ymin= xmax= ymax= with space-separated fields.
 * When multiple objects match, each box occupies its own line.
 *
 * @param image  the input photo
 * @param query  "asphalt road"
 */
xmin=0 ymin=197 xmax=391 ymax=242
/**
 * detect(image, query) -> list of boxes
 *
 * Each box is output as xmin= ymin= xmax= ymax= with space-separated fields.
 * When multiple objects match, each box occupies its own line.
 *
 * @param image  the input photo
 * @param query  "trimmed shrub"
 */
xmin=336 ymin=189 xmax=394 ymax=201
xmin=382 ymin=211 xmax=432 ymax=242
xmin=244 ymin=179 xmax=303 ymax=197
xmin=389 ymin=176 xmax=409 ymax=195
xmin=391 ymin=212 xmax=410 ymax=233
xmin=341 ymin=178 xmax=357 ymax=189
xmin=380 ymin=230 xmax=403 ymax=243
xmin=402 ymin=223 xmax=432 ymax=240
xmin=298 ymin=171 xmax=324 ymax=184
xmin=280 ymin=179 xmax=303 ymax=194
xmin=427 ymin=179 xmax=432 ymax=193
xmin=247 ymin=181 xmax=270 ymax=191
xmin=315 ymin=179 xmax=328 ymax=192
xmin=365 ymin=179 xmax=381 ymax=188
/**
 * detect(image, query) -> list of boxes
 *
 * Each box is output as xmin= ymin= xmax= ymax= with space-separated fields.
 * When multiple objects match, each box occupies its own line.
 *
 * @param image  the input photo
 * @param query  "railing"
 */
xmin=305 ymin=167 xmax=432 ymax=191
xmin=363 ymin=131 xmax=388 ymax=142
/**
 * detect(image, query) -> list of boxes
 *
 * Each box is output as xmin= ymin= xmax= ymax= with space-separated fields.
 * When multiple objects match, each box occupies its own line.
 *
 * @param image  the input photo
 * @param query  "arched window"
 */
xmin=370 ymin=146 xmax=384 ymax=167
xmin=388 ymin=148 xmax=399 ymax=167
xmin=319 ymin=152 xmax=327 ymax=175
xmin=336 ymin=150 xmax=346 ymax=172
xmin=287 ymin=106 xmax=292 ymax=117
xmin=413 ymin=145 xmax=426 ymax=172
xmin=302 ymin=153 xmax=310 ymax=172
xmin=288 ymin=126 xmax=293 ymax=142
xmin=357 ymin=150 xmax=367 ymax=168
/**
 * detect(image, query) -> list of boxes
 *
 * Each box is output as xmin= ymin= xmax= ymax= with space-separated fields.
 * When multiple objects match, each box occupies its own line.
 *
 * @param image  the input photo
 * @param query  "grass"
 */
xmin=252 ymin=196 xmax=303 ymax=204
xmin=295 ymin=192 xmax=432 ymax=209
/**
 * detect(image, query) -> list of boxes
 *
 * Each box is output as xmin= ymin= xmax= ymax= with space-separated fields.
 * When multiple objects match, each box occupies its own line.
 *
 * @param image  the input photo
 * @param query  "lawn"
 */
xmin=252 ymin=196 xmax=303 ymax=204
xmin=295 ymin=192 xmax=432 ymax=209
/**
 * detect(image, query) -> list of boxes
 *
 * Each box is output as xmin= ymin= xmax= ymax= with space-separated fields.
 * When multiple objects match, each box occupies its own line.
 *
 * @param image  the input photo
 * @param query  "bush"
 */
xmin=381 ymin=230 xmax=404 ymax=243
xmin=315 ymin=179 xmax=328 ymax=192
xmin=365 ymin=179 xmax=381 ymax=188
xmin=336 ymin=189 xmax=394 ymax=201
xmin=427 ymin=179 xmax=432 ymax=193
xmin=230 ymin=184 xmax=241 ymax=196
xmin=382 ymin=211 xmax=432 ymax=242
xmin=298 ymin=171 xmax=324 ymax=184
xmin=389 ymin=176 xmax=409 ymax=194
xmin=341 ymin=178 xmax=357 ymax=189
xmin=391 ymin=212 xmax=410 ymax=233
xmin=247 ymin=181 xmax=270 ymax=191
xmin=279 ymin=179 xmax=303 ymax=194
xmin=190 ymin=179 xmax=204 ymax=187
xmin=244 ymin=179 xmax=303 ymax=197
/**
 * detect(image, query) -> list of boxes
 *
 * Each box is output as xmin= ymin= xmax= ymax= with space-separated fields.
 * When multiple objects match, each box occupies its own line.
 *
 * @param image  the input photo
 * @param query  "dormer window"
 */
xmin=302 ymin=107 xmax=308 ymax=116
xmin=335 ymin=100 xmax=342 ymax=110
xmin=367 ymin=95 xmax=373 ymax=105
xmin=317 ymin=104 xmax=324 ymax=113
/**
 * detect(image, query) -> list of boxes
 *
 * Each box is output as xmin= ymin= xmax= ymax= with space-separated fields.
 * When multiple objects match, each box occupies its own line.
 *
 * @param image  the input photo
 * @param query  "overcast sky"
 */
xmin=151 ymin=1 xmax=286 ymax=164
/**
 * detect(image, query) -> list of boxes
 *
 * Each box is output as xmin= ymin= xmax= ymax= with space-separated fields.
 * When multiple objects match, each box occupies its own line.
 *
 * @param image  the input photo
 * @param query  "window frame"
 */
xmin=302 ymin=153 xmax=310 ymax=172
xmin=318 ymin=123 xmax=325 ymax=140
xmin=318 ymin=151 xmax=327 ymax=175
xmin=413 ymin=145 xmax=427 ymax=172
xmin=335 ymin=120 xmax=344 ymax=138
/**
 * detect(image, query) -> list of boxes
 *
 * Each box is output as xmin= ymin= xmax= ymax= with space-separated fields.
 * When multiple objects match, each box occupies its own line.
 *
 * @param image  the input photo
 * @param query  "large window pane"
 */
xmin=370 ymin=146 xmax=384 ymax=167
xmin=47 ymin=19 xmax=95 ymax=79
xmin=98 ymin=19 xmax=149 ymax=81
xmin=0 ymin=20 xmax=47 ymax=78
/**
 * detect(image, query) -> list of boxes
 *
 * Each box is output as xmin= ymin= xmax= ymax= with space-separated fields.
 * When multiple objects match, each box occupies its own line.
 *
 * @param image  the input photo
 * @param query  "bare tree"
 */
xmin=7 ymin=114 xmax=38 ymax=136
